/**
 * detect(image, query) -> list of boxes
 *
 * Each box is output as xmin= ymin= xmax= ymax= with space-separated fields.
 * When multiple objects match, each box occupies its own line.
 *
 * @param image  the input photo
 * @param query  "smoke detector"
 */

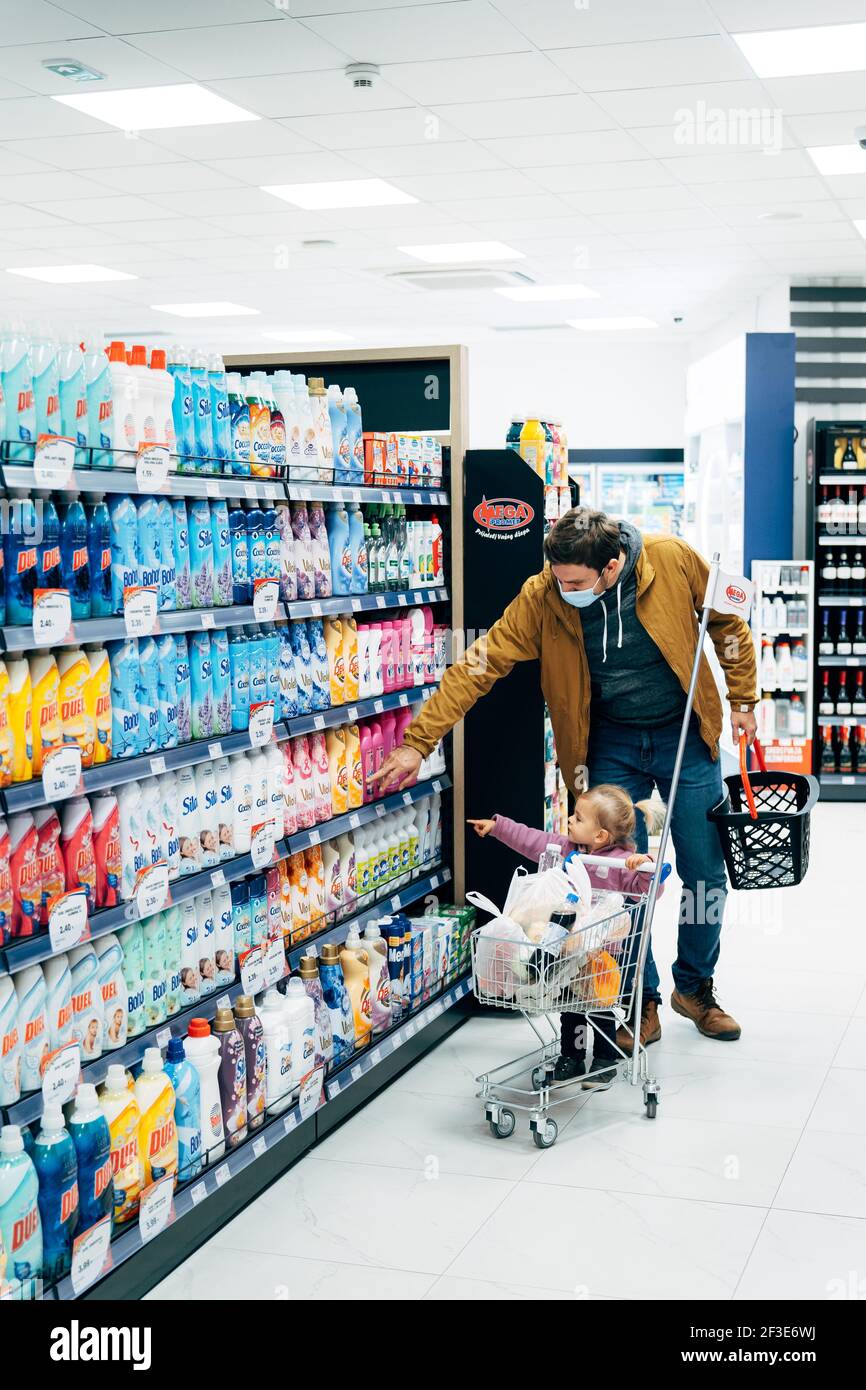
xmin=346 ymin=62 xmax=380 ymax=89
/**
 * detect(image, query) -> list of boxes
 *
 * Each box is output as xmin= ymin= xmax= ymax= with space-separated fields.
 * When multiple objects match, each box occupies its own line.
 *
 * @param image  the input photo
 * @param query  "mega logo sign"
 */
xmin=472 ymin=496 xmax=535 ymax=537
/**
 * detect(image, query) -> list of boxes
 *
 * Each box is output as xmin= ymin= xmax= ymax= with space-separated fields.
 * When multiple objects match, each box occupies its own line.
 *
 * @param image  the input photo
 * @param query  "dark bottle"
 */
xmin=818 ymin=669 xmax=833 ymax=715
xmin=839 ymin=724 xmax=854 ymax=774
xmin=821 ymin=548 xmax=837 ymax=593
xmin=837 ymin=608 xmax=851 ymax=655
xmin=838 ymin=550 xmax=852 ymax=588
xmin=855 ymin=610 xmax=866 ymax=656
xmin=837 ymin=670 xmax=852 ymax=716
xmin=820 ymin=725 xmax=837 ymax=773
xmin=855 ymin=725 xmax=866 ymax=774
xmin=819 ymin=608 xmax=833 ymax=655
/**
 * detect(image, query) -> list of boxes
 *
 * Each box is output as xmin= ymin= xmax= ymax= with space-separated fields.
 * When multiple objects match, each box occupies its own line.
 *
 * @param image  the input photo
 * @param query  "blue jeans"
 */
xmin=587 ymin=712 xmax=728 ymax=1003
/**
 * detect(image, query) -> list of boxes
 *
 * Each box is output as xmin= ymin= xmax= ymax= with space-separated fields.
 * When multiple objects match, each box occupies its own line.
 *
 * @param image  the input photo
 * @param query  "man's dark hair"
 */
xmin=543 ymin=507 xmax=621 ymax=571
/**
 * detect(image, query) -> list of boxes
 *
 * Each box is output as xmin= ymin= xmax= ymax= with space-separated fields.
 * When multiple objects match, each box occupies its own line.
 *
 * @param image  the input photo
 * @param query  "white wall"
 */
xmin=467 ymin=336 xmax=689 ymax=450
xmin=686 ymin=279 xmax=791 ymax=364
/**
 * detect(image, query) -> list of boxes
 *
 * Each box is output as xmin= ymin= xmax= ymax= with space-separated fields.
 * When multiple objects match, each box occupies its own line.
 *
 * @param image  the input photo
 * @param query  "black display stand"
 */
xmin=462 ymin=449 xmax=547 ymax=905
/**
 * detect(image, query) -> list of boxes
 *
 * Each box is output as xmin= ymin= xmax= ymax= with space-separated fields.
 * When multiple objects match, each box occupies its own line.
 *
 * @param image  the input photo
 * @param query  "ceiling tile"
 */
xmin=594 ymin=79 xmax=771 ymax=129
xmin=346 ymin=140 xmax=508 ymax=177
xmin=785 ymin=110 xmax=866 ymax=146
xmin=745 ymin=220 xmax=861 ymax=242
xmin=0 ymin=37 xmax=187 ymax=95
xmin=592 ymin=206 xmax=726 ymax=234
xmin=390 ymin=167 xmax=542 ymax=201
xmin=0 ymin=132 xmax=183 ymax=170
xmin=698 ymin=176 xmax=834 ymax=206
xmin=661 ymin=149 xmax=814 ymax=182
xmin=0 ymin=169 xmax=117 ymax=201
xmin=143 ymin=120 xmax=317 ymax=161
xmin=490 ymin=0 xmax=720 ymax=48
xmin=0 ymin=223 xmax=123 ymax=249
xmin=281 ymin=107 xmax=462 ymax=149
xmin=0 ymin=205 xmax=67 ymax=230
xmin=552 ymin=36 xmax=751 ymax=91
xmin=720 ymin=201 xmax=845 ymax=225
xmin=44 ymin=0 xmax=277 ymax=34
xmin=0 ymin=98 xmax=107 ymax=141
xmin=530 ymin=160 xmax=677 ymax=193
xmin=565 ymin=185 xmax=702 ymax=214
xmin=128 ymin=18 xmax=348 ymax=80
xmin=33 ymin=194 xmax=182 ymax=224
xmin=764 ymin=73 xmax=866 ymax=117
xmin=430 ymin=92 xmax=613 ymax=140
xmin=304 ymin=0 xmax=530 ymax=63
xmin=146 ymin=187 xmax=285 ymax=219
xmin=433 ymin=192 xmax=575 ymax=222
xmin=275 ymin=0 xmax=464 ymax=15
xmin=472 ymin=214 xmax=604 ymax=239
xmin=87 ymin=162 xmax=247 ymax=195
xmin=0 ymin=0 xmax=101 ymax=44
xmin=385 ymin=52 xmax=576 ymax=105
xmin=710 ymin=0 xmax=866 ymax=29
xmin=480 ymin=129 xmax=646 ymax=168
xmin=623 ymin=225 xmax=741 ymax=248
xmin=207 ymin=151 xmax=368 ymax=186
xmin=0 ymin=147 xmax=57 ymax=176
xmin=825 ymin=173 xmax=866 ymax=198
xmin=630 ymin=123 xmax=798 ymax=158
xmin=208 ymin=70 xmax=408 ymax=118
xmin=97 ymin=216 xmax=236 ymax=242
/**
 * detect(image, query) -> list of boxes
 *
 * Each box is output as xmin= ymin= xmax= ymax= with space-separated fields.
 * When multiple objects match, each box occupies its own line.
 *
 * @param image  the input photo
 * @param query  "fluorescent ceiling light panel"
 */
xmin=52 ymin=83 xmax=259 ymax=131
xmin=151 ymin=302 xmax=259 ymax=318
xmin=495 ymin=283 xmax=599 ymax=303
xmin=399 ymin=241 xmax=524 ymax=263
xmin=732 ymin=22 xmax=866 ymax=77
xmin=568 ymin=316 xmax=658 ymax=331
xmin=6 ymin=264 xmax=137 ymax=283
xmin=262 ymin=179 xmax=416 ymax=210
xmin=807 ymin=144 xmax=866 ymax=176
xmin=261 ymin=329 xmax=353 ymax=343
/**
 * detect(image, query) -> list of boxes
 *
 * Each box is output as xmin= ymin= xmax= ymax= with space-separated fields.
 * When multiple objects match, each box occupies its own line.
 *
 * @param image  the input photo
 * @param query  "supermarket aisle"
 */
xmin=148 ymin=803 xmax=863 ymax=1302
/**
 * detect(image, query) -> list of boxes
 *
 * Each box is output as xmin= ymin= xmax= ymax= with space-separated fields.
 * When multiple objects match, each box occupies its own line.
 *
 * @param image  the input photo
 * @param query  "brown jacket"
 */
xmin=403 ymin=534 xmax=757 ymax=794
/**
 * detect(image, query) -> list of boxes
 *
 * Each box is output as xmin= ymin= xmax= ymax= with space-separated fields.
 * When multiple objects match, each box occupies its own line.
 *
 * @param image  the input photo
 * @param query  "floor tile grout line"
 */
xmin=178 ymin=1243 xmax=444 ymax=1289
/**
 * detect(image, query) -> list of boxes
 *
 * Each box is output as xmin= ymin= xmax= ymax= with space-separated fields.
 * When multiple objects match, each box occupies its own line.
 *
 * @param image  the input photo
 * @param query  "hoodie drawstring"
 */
xmin=600 ymin=580 xmax=624 ymax=663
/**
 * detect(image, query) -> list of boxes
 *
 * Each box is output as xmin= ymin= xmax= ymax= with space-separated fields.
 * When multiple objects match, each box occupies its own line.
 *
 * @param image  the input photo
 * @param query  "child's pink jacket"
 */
xmin=489 ymin=816 xmax=665 ymax=899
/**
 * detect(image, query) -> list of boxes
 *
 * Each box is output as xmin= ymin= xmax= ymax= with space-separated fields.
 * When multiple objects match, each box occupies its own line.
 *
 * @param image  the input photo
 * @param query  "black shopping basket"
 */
xmin=708 ymin=736 xmax=819 ymax=890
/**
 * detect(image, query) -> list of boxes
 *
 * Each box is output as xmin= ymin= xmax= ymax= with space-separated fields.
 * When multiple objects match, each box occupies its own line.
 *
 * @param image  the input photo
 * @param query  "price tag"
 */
xmin=41 ymin=1040 xmax=81 ymax=1106
xmin=32 ymin=588 xmax=72 ymax=647
xmin=251 ymin=821 xmax=276 ymax=869
xmin=266 ymin=485 xmax=280 ymax=501
xmin=249 ymin=701 xmax=275 ymax=748
xmin=351 ymin=597 xmax=363 ymax=612
xmin=347 ymin=707 xmax=358 ymax=721
xmin=371 ymin=1048 xmax=382 ymax=1066
xmin=298 ymin=1067 xmax=324 ymax=1120
xmin=150 ymin=755 xmax=166 ymax=775
xmin=404 ymin=1021 xmax=416 ymax=1038
xmin=413 ymin=492 xmax=422 ymax=504
xmin=245 ymin=482 xmax=257 ymax=499
xmin=376 ymin=595 xmax=386 ymax=609
xmin=349 ymin=489 xmax=361 ymax=503
xmin=240 ymin=944 xmax=265 ymax=996
xmin=190 ymin=1181 xmax=208 ymax=1205
xmin=211 ymin=869 xmax=226 ymax=888
xmin=430 ymin=1002 xmax=443 ymax=1020
xmin=349 ymin=813 xmax=361 ymax=829
xmin=399 ymin=693 xmax=408 ymax=707
xmin=313 ymin=714 xmax=326 ymax=731
xmin=206 ymin=479 xmax=219 ymax=498
xmin=283 ymin=1111 xmax=297 ymax=1134
xmin=374 ymin=699 xmax=384 ymax=714
xmin=253 ymin=1135 xmax=267 ymax=1158
xmin=134 ymin=860 xmax=169 ymax=918
xmin=48 ymin=887 xmax=89 ymax=953
xmin=402 ymin=792 xmax=412 ymax=806
xmin=351 ymin=1063 xmax=363 ymax=1083
xmin=310 ymin=601 xmax=322 ymax=617
xmin=139 ymin=1174 xmax=175 ymax=1243
xmin=397 ymin=593 xmax=407 ymax=607
xmin=156 ymin=1026 xmax=172 ymax=1049
xmin=375 ymin=803 xmax=385 ymax=818
xmin=329 ymin=1078 xmax=341 ymax=1096
xmin=208 ymin=742 xmax=223 ymax=759
xmin=42 ymin=743 xmax=83 ymax=802
xmin=382 ymin=490 xmax=392 ymax=503
xmin=308 ymin=827 xmax=320 ymax=845
xmin=263 ymin=937 xmax=286 ymax=988
xmin=70 ymin=1216 xmax=112 ymax=1296
xmin=217 ymin=994 xmax=231 ymax=1010
xmin=433 ymin=780 xmax=442 ymax=793
xmin=124 ymin=585 xmax=158 ymax=637
xmin=136 ymin=442 xmax=170 ymax=492
xmin=34 ymin=433 xmax=76 ymax=488
xmin=253 ymin=577 xmax=279 ymax=623
xmin=390 ymin=895 xmax=401 ymax=912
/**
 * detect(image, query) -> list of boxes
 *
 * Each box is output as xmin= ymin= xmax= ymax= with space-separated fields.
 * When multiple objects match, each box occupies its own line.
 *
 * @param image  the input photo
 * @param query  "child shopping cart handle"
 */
xmin=572 ymin=853 xmax=672 ymax=883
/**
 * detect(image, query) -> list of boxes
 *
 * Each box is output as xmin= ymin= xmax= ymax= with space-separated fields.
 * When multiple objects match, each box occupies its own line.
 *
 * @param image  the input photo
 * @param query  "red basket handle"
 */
xmin=739 ymin=734 xmax=766 ymax=820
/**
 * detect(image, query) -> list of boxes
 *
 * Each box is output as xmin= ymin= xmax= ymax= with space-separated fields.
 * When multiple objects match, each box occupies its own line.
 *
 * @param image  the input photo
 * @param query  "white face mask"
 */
xmin=557 ymin=574 xmax=604 ymax=609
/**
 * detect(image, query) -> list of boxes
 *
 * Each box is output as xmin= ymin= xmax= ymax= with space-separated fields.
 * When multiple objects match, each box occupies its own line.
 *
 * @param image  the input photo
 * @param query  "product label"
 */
xmin=41 ymin=1039 xmax=81 ymax=1106
xmin=263 ymin=938 xmax=286 ymax=988
xmin=41 ymin=742 xmax=83 ymax=801
xmin=32 ymin=587 xmax=72 ymax=647
xmin=34 ymin=433 xmax=75 ymax=488
xmin=48 ymin=887 xmax=89 ymax=952
xmin=134 ymin=859 xmax=169 ymax=917
xmin=250 ymin=821 xmax=276 ymax=869
xmin=253 ymin=576 xmax=279 ymax=623
xmin=139 ymin=1173 xmax=175 ymax=1243
xmin=124 ymin=585 xmax=158 ymax=637
xmin=136 ymin=442 xmax=170 ymax=493
xmin=239 ymin=943 xmax=265 ymax=995
xmin=298 ymin=1067 xmax=324 ymax=1121
xmin=70 ymin=1215 xmax=112 ymax=1296
xmin=248 ymin=700 xmax=275 ymax=748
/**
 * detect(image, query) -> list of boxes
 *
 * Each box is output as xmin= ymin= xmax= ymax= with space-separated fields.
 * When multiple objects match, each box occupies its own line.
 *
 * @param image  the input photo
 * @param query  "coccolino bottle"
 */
xmin=229 ymin=502 xmax=251 ymax=603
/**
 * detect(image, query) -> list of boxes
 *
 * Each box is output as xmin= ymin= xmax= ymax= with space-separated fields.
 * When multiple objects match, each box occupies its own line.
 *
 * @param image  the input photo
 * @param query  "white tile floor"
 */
xmin=148 ymin=802 xmax=863 ymax=1302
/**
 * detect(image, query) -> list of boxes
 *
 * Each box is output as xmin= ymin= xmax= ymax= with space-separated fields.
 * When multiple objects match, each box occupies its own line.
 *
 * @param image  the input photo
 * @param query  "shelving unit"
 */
xmin=751 ymin=560 xmax=814 ymax=774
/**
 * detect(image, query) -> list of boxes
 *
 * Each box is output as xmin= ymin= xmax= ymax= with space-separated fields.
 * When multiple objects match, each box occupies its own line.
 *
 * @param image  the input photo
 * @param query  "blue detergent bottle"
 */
xmin=246 ymin=503 xmax=266 ymax=586
xmin=167 ymin=345 xmax=194 ymax=470
xmin=343 ymin=386 xmax=364 ymax=483
xmin=245 ymin=624 xmax=268 ymax=713
xmin=0 ymin=1124 xmax=42 ymax=1298
xmin=326 ymin=503 xmax=352 ymax=596
xmin=172 ymin=498 xmax=192 ymax=611
xmin=67 ymin=1084 xmax=114 ymax=1235
xmin=227 ymin=372 xmax=250 ymax=476
xmin=156 ymin=633 xmax=178 ymax=749
xmin=189 ymin=350 xmax=213 ymax=470
xmin=347 ymin=505 xmax=368 ymax=594
xmin=211 ymin=628 xmax=232 ymax=736
xmin=136 ymin=496 xmax=162 ymax=602
xmin=108 ymin=495 xmax=140 ymax=613
xmin=1 ymin=322 xmax=36 ymax=459
xmin=31 ymin=325 xmax=61 ymax=439
xmin=189 ymin=630 xmax=214 ymax=741
xmin=156 ymin=499 xmax=177 ymax=611
xmin=83 ymin=335 xmax=113 ymax=467
xmin=136 ymin=636 xmax=160 ymax=755
xmin=61 ymin=495 xmax=91 ymax=621
xmin=209 ymin=498 xmax=233 ymax=607
xmin=327 ymin=385 xmax=350 ymax=483
xmin=188 ymin=498 xmax=214 ymax=610
xmin=37 ymin=495 xmax=62 ymax=593
xmin=262 ymin=507 xmax=281 ymax=582
xmin=174 ymin=634 xmax=192 ymax=745
xmin=228 ymin=630 xmax=250 ymax=731
xmin=260 ymin=623 xmax=281 ymax=718
xmin=31 ymin=1103 xmax=78 ymax=1285
xmin=87 ymin=496 xmax=113 ymax=618
xmin=208 ymin=353 xmax=231 ymax=473
xmin=278 ymin=625 xmax=299 ymax=718
xmin=163 ymin=1036 xmax=202 ymax=1183
xmin=229 ymin=503 xmax=251 ymax=603
xmin=318 ymin=948 xmax=355 ymax=1066
xmin=289 ymin=619 xmax=313 ymax=714
xmin=4 ymin=494 xmax=39 ymax=624
xmin=57 ymin=339 xmax=88 ymax=463
xmin=306 ymin=618 xmax=330 ymax=712
xmin=106 ymin=638 xmax=140 ymax=759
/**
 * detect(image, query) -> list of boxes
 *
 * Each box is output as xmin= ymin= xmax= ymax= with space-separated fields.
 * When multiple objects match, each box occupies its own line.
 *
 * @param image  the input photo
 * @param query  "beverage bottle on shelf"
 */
xmin=759 ymin=639 xmax=776 ymax=691
xmin=771 ymin=593 xmax=786 ymax=629
xmin=837 ymin=671 xmax=852 ymax=716
xmin=859 ymin=491 xmax=866 ymax=534
xmin=845 ymin=489 xmax=859 ymax=529
xmin=774 ymin=641 xmax=793 ymax=692
xmin=839 ymin=724 xmax=854 ymax=773
xmin=830 ymin=488 xmax=845 ymax=528
xmin=854 ymin=611 xmax=866 ymax=656
xmin=821 ymin=547 xmax=837 ymax=593
xmin=852 ymin=550 xmax=866 ymax=588
xmin=757 ymin=693 xmax=775 ymax=744
xmin=786 ymin=692 xmax=805 ymax=737
xmin=837 ymin=610 xmax=852 ymax=655
xmin=819 ymin=608 xmax=833 ymax=655
xmin=817 ymin=486 xmax=831 ymax=525
xmin=855 ymin=725 xmax=866 ymax=772
xmin=854 ymin=670 xmax=866 ymax=718
xmin=838 ymin=550 xmax=852 ymax=588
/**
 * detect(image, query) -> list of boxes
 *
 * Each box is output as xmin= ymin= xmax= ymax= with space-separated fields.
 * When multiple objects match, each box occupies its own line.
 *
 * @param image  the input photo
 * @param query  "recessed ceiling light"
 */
xmin=494 ymin=283 xmax=599 ymax=303
xmin=732 ymin=22 xmax=866 ymax=77
xmin=855 ymin=220 xmax=866 ymax=241
xmin=52 ymin=83 xmax=259 ymax=131
xmin=757 ymin=210 xmax=804 ymax=222
xmin=151 ymin=302 xmax=259 ymax=318
xmin=6 ymin=263 xmax=137 ymax=283
xmin=568 ymin=316 xmax=658 ymax=331
xmin=807 ymin=144 xmax=866 ymax=176
xmin=261 ymin=329 xmax=353 ymax=344
xmin=262 ymin=179 xmax=416 ymax=210
xmin=398 ymin=241 xmax=524 ymax=264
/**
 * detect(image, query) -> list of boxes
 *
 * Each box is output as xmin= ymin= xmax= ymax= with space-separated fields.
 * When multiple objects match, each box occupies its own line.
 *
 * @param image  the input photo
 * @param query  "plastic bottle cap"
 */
xmin=165 ymin=1036 xmax=186 ymax=1063
xmin=40 ymin=1104 xmax=65 ymax=1133
xmin=285 ymin=976 xmax=304 ymax=996
xmin=187 ymin=1018 xmax=211 ymax=1038
xmin=0 ymin=1126 xmax=23 ymax=1154
xmin=142 ymin=1048 xmax=163 ymax=1073
xmin=150 ymin=348 xmax=167 ymax=370
xmin=105 ymin=1064 xmax=128 ymax=1091
xmin=233 ymin=995 xmax=255 ymax=1019
xmin=75 ymin=1083 xmax=98 ymax=1109
xmin=108 ymin=340 xmax=127 ymax=362
xmin=213 ymin=1007 xmax=237 ymax=1032
xmin=297 ymin=956 xmax=318 ymax=978
xmin=129 ymin=344 xmax=147 ymax=366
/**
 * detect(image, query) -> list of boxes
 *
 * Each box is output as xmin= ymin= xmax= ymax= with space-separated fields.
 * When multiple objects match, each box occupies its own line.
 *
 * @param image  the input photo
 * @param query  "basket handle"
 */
xmin=739 ymin=733 xmax=765 ymax=820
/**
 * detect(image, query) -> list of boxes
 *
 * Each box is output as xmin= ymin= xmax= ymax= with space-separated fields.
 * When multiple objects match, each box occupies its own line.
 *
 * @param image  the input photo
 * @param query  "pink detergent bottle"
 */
xmin=368 ymin=720 xmax=384 ymax=796
xmin=359 ymin=722 xmax=374 ymax=805
xmin=291 ymin=735 xmax=316 ymax=830
xmin=394 ymin=707 xmax=414 ymax=778
xmin=401 ymin=615 xmax=413 ymax=689
xmin=281 ymin=742 xmax=297 ymax=837
xmin=422 ymin=607 xmax=435 ymax=684
xmin=367 ymin=624 xmax=383 ymax=696
xmin=379 ymin=710 xmax=397 ymax=792
xmin=308 ymin=731 xmax=332 ymax=824
xmin=381 ymin=624 xmax=396 ymax=694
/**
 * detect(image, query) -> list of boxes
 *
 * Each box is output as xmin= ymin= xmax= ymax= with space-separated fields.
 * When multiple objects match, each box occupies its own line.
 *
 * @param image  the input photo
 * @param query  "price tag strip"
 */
xmin=48 ymin=887 xmax=89 ymax=953
xmin=41 ymin=1040 xmax=82 ymax=1107
xmin=253 ymin=576 xmax=279 ymax=623
xmin=263 ymin=937 xmax=286 ymax=988
xmin=249 ymin=701 xmax=275 ymax=748
xmin=32 ymin=588 xmax=72 ymax=648
xmin=134 ymin=860 xmax=169 ymax=918
xmin=251 ymin=820 xmax=276 ymax=868
xmin=34 ymin=434 xmax=76 ymax=488
xmin=298 ymin=1067 xmax=324 ymax=1121
xmin=136 ymin=442 xmax=170 ymax=492
xmin=42 ymin=742 xmax=83 ymax=802
xmin=124 ymin=585 xmax=158 ymax=637
xmin=240 ymin=943 xmax=265 ymax=996
xmin=70 ymin=1215 xmax=112 ymax=1296
xmin=139 ymin=1173 xmax=175 ymax=1243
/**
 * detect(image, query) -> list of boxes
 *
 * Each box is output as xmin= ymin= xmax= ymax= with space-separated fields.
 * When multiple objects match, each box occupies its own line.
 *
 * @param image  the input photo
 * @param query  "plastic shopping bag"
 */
xmin=502 ymin=856 xmax=593 ymax=938
xmin=465 ymin=891 xmax=531 ymax=999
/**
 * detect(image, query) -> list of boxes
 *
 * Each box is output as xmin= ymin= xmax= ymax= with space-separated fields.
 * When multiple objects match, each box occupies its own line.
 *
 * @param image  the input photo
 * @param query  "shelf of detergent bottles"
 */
xmin=0 ymin=866 xmax=452 ymax=1129
xmin=1 ymin=684 xmax=441 ymax=814
xmin=0 ymin=775 xmax=451 ymax=977
xmin=46 ymin=972 xmax=470 ymax=1301
xmin=0 ymin=588 xmax=449 ymax=653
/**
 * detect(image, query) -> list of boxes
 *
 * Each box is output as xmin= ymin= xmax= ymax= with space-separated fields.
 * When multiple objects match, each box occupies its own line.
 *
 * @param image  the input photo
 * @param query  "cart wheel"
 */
xmin=645 ymin=1097 xmax=658 ymax=1120
xmin=532 ymin=1118 xmax=558 ymax=1150
xmin=489 ymin=1109 xmax=516 ymax=1140
xmin=531 ymin=1066 xmax=549 ymax=1089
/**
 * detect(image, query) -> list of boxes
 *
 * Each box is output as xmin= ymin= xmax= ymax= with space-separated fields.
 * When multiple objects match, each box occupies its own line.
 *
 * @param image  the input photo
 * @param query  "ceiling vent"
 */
xmin=386 ymin=267 xmax=535 ymax=293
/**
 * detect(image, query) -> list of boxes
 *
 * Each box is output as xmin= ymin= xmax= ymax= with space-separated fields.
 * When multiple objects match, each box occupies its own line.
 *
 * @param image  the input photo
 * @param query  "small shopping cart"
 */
xmin=471 ymin=866 xmax=663 ymax=1148
xmin=708 ymin=735 xmax=819 ymax=890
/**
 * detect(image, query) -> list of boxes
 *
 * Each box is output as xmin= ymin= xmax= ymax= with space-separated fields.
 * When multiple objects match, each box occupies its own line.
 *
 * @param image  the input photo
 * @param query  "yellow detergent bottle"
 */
xmin=345 ymin=722 xmax=363 ymax=810
xmin=99 ymin=1063 xmax=143 ymax=1224
xmin=325 ymin=726 xmax=349 ymax=817
xmin=57 ymin=648 xmax=94 ymax=767
xmin=84 ymin=646 xmax=112 ymax=765
xmin=29 ymin=654 xmax=62 ymax=777
xmin=134 ymin=1048 xmax=178 ymax=1189
xmin=519 ymin=418 xmax=546 ymax=478
xmin=0 ymin=657 xmax=13 ymax=789
xmin=342 ymin=615 xmax=359 ymax=703
xmin=340 ymin=927 xmax=372 ymax=1050
xmin=323 ymin=616 xmax=345 ymax=706
xmin=7 ymin=658 xmax=33 ymax=784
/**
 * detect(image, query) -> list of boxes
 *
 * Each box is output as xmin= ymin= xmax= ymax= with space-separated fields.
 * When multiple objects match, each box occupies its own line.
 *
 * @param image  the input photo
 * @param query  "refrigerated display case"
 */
xmin=567 ymin=450 xmax=685 ymax=536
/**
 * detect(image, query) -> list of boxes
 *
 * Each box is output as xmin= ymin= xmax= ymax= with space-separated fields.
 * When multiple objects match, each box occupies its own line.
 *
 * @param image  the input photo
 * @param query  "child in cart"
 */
xmin=469 ymin=784 xmax=664 ymax=1091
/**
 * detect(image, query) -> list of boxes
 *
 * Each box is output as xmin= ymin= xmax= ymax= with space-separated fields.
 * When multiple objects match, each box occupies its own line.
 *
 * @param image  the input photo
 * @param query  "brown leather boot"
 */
xmin=671 ymin=979 xmax=741 ymax=1040
xmin=614 ymin=999 xmax=661 ymax=1056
